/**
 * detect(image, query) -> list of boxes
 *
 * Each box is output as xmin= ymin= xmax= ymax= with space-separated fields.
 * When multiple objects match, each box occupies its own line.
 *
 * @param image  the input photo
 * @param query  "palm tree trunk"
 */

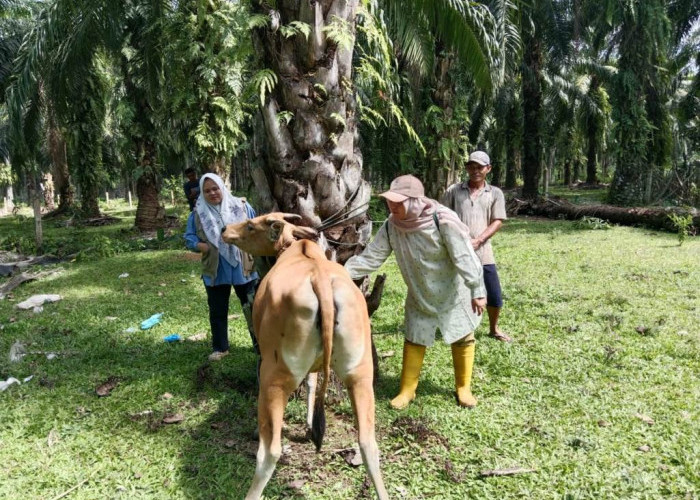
xmin=564 ymin=158 xmax=572 ymax=186
xmin=66 ymin=68 xmax=104 ymax=218
xmin=252 ymin=0 xmax=368 ymax=263
xmin=505 ymin=151 xmax=518 ymax=189
xmin=521 ymin=18 xmax=543 ymax=199
xmin=491 ymin=144 xmax=504 ymax=187
xmin=424 ymin=50 xmax=460 ymax=199
xmin=544 ymin=147 xmax=555 ymax=196
xmin=210 ymin=155 xmax=229 ymax=187
xmin=134 ymin=139 xmax=165 ymax=231
xmin=609 ymin=0 xmax=670 ymax=205
xmin=586 ymin=128 xmax=598 ymax=185
xmin=504 ymin=96 xmax=520 ymax=189
xmin=28 ymin=176 xmax=43 ymax=253
xmin=121 ymin=53 xmax=165 ymax=230
xmin=42 ymin=173 xmax=55 ymax=210
xmin=585 ymin=76 xmax=600 ymax=185
xmin=47 ymin=112 xmax=74 ymax=212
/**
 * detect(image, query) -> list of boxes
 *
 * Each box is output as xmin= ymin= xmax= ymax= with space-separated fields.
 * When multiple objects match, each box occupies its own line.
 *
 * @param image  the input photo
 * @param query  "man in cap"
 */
xmin=345 ymin=175 xmax=487 ymax=409
xmin=441 ymin=151 xmax=511 ymax=342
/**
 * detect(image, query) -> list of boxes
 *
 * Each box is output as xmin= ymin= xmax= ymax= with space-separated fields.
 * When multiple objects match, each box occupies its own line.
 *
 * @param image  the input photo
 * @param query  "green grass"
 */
xmin=0 ymin=204 xmax=698 ymax=499
xmin=547 ymin=185 xmax=609 ymax=205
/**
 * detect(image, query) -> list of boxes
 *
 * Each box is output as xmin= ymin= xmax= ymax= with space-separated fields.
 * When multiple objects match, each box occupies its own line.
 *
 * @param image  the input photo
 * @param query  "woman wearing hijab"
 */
xmin=184 ymin=173 xmax=259 ymax=361
xmin=345 ymin=175 xmax=486 ymax=408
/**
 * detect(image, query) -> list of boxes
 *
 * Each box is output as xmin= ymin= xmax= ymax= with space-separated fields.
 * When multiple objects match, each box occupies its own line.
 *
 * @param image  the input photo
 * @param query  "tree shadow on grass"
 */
xmin=0 ymin=251 xmax=270 ymax=495
xmin=178 ymin=363 xmax=379 ymax=499
xmin=177 ymin=343 xmax=454 ymax=499
xmin=176 ymin=355 xmax=265 ymax=499
xmin=0 ymin=250 xmax=457 ymax=498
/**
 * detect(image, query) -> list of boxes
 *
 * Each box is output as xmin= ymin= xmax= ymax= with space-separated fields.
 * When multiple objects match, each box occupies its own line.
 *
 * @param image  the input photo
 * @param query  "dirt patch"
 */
xmin=386 ymin=416 xmax=463 ymax=484
xmin=176 ymin=252 xmax=202 ymax=262
xmin=195 ymin=363 xmax=212 ymax=386
xmin=390 ymin=416 xmax=450 ymax=450
xmin=95 ymin=376 xmax=120 ymax=397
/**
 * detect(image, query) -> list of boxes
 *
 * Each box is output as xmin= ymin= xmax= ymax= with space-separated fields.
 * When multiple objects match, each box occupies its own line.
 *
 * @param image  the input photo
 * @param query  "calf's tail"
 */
xmin=310 ymin=271 xmax=335 ymax=452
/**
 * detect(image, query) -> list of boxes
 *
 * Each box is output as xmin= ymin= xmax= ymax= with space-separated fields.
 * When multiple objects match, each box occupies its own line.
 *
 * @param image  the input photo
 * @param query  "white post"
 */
xmin=105 ymin=191 xmax=110 ymax=204
xmin=170 ymin=190 xmax=174 ymax=206
xmin=128 ymin=191 xmax=133 ymax=209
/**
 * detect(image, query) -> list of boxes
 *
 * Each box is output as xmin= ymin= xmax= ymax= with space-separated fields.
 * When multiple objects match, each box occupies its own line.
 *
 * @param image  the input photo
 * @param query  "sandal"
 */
xmin=208 ymin=350 xmax=230 ymax=361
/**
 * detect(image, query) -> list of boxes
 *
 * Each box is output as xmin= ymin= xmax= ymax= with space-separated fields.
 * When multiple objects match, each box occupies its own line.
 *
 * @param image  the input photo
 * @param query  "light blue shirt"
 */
xmin=184 ymin=202 xmax=258 ymax=287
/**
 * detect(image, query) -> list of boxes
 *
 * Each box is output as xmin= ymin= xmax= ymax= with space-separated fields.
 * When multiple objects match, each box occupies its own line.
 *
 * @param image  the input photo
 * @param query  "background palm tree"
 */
xmin=1 ymin=0 xmax=697 ymax=240
xmin=248 ymin=0 xmax=498 ymax=261
xmin=600 ymin=0 xmax=673 ymax=205
xmin=7 ymin=0 xmax=172 ymax=226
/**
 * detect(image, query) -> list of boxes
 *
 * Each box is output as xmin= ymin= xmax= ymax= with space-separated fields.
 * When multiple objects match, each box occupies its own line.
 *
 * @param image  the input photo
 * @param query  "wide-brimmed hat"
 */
xmin=379 ymin=174 xmax=425 ymax=202
xmin=467 ymin=151 xmax=491 ymax=166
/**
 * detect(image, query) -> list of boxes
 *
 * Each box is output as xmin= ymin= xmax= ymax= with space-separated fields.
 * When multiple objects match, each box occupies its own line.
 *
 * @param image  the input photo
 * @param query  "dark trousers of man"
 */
xmin=205 ymin=280 xmax=258 ymax=353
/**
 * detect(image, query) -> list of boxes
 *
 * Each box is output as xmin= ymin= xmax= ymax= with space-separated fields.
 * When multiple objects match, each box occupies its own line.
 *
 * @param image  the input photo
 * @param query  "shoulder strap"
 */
xmin=384 ymin=215 xmax=440 ymax=247
xmin=434 ymin=212 xmax=444 ymax=245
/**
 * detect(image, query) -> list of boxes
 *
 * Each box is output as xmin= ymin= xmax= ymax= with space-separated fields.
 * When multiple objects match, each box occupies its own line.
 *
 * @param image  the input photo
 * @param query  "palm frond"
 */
xmin=668 ymin=0 xmax=700 ymax=47
xmin=486 ymin=0 xmax=521 ymax=86
xmin=383 ymin=0 xmax=493 ymax=92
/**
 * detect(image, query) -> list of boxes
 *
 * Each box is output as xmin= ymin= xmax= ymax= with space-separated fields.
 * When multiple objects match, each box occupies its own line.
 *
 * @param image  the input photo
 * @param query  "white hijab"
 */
xmin=195 ymin=173 xmax=247 ymax=268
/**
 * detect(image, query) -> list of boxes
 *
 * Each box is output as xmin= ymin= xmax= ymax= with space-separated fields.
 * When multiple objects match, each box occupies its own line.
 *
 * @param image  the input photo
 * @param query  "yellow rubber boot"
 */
xmin=452 ymin=342 xmax=477 ymax=408
xmin=390 ymin=341 xmax=426 ymax=410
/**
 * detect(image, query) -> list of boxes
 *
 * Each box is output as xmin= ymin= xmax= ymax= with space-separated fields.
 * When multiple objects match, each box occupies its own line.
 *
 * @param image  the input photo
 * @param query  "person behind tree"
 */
xmin=183 ymin=167 xmax=200 ymax=211
xmin=345 ymin=175 xmax=486 ymax=409
xmin=441 ymin=150 xmax=511 ymax=342
xmin=184 ymin=173 xmax=259 ymax=361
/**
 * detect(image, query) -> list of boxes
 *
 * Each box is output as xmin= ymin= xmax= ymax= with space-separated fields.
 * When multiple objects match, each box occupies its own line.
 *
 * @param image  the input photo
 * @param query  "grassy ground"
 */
xmin=546 ymin=185 xmax=608 ymax=205
xmin=0 ymin=202 xmax=698 ymax=499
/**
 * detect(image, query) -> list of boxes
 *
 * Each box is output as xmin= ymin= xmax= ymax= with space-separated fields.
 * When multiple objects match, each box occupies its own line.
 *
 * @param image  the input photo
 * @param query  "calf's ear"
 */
xmin=292 ymin=226 xmax=318 ymax=240
xmin=273 ymin=224 xmax=296 ymax=254
xmin=268 ymin=221 xmax=284 ymax=242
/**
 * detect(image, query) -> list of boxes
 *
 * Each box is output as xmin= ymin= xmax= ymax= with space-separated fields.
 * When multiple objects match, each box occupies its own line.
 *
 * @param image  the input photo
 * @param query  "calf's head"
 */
xmin=221 ymin=212 xmax=318 ymax=256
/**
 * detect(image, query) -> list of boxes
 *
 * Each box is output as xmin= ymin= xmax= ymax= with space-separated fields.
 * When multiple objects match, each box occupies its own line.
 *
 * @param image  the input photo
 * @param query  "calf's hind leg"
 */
xmin=245 ymin=382 xmax=291 ymax=500
xmin=347 ymin=375 xmax=389 ymax=500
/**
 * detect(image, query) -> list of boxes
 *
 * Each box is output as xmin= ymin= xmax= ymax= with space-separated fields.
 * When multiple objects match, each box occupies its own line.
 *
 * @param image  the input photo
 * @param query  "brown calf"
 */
xmin=222 ymin=213 xmax=388 ymax=500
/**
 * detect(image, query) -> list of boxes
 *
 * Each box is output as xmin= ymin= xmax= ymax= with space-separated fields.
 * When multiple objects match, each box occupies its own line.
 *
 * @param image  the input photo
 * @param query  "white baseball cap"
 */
xmin=467 ymin=151 xmax=490 ymax=166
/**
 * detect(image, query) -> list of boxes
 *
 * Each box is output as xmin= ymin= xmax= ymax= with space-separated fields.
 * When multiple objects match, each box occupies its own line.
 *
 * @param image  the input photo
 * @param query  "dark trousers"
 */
xmin=205 ymin=280 xmax=257 ymax=353
xmin=482 ymin=264 xmax=503 ymax=308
